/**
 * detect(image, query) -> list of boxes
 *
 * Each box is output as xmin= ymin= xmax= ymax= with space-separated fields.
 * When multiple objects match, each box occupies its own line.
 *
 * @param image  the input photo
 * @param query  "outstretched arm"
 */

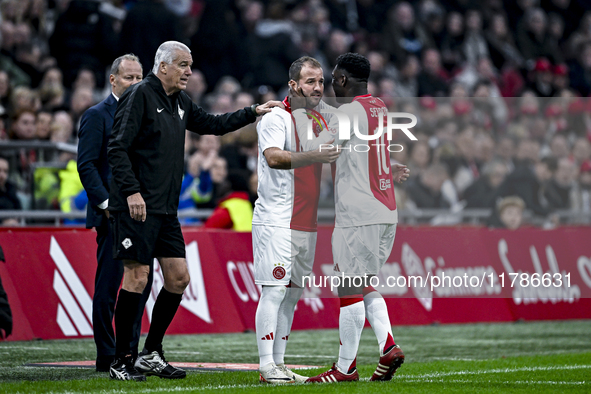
xmin=263 ymin=145 xmax=340 ymax=170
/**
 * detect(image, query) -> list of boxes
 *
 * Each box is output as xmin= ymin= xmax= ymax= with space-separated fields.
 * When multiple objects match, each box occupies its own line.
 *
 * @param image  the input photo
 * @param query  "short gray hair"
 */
xmin=110 ymin=54 xmax=142 ymax=76
xmin=152 ymin=41 xmax=191 ymax=74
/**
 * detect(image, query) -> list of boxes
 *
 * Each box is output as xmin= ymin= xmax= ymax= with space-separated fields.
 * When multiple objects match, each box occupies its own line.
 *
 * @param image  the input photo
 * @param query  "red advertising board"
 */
xmin=0 ymin=226 xmax=589 ymax=342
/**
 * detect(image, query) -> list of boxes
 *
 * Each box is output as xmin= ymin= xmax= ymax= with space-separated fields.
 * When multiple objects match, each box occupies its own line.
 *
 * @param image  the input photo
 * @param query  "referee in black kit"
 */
xmin=107 ymin=41 xmax=282 ymax=381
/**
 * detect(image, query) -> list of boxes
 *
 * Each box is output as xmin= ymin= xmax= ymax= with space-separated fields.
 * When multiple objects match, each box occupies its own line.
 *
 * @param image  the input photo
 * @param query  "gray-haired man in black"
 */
xmin=108 ymin=41 xmax=282 ymax=381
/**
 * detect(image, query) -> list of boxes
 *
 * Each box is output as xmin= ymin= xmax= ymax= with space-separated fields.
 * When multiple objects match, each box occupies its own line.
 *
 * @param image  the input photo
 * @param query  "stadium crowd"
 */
xmin=1 ymin=0 xmax=591 ymax=228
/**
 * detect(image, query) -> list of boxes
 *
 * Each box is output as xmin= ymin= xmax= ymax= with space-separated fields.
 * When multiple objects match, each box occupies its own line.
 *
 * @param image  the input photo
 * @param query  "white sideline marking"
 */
xmin=43 ymin=364 xmax=591 ymax=394
xmin=401 ymin=379 xmax=588 ymax=385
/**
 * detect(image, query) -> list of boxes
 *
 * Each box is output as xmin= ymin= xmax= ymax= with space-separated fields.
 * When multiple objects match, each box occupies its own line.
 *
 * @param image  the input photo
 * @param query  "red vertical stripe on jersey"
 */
xmin=291 ymin=104 xmax=323 ymax=232
xmin=354 ymin=96 xmax=397 ymax=211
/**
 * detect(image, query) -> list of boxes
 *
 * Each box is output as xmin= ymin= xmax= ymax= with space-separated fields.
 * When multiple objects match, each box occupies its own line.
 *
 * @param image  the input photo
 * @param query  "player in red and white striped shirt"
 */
xmin=253 ymin=56 xmax=340 ymax=383
xmin=307 ymin=53 xmax=410 ymax=383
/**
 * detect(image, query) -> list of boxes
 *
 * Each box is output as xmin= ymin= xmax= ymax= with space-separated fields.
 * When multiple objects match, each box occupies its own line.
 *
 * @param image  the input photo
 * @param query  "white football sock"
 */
xmin=336 ymin=299 xmax=365 ymax=373
xmin=364 ymin=290 xmax=394 ymax=354
xmin=256 ymin=285 xmax=286 ymax=368
xmin=273 ymin=286 xmax=303 ymax=366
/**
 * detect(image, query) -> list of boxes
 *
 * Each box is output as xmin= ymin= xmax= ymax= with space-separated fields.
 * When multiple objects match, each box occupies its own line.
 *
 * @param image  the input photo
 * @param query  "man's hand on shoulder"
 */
xmin=255 ymin=101 xmax=285 ymax=116
xmin=127 ymin=192 xmax=146 ymax=222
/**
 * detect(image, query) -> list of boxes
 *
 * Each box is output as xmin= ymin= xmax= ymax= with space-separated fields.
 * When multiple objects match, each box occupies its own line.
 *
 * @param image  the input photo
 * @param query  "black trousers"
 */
xmin=93 ymin=215 xmax=152 ymax=359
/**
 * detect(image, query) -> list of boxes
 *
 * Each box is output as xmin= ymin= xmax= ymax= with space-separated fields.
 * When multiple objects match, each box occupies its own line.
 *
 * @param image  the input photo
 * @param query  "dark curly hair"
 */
xmin=335 ymin=53 xmax=371 ymax=82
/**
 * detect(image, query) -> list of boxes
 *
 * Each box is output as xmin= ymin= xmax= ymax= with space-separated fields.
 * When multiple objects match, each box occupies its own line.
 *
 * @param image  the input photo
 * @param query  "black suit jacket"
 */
xmin=78 ymin=94 xmax=117 ymax=228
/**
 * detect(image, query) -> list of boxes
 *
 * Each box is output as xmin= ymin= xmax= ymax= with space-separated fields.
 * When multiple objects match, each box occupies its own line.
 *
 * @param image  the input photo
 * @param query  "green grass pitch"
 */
xmin=0 ymin=320 xmax=589 ymax=393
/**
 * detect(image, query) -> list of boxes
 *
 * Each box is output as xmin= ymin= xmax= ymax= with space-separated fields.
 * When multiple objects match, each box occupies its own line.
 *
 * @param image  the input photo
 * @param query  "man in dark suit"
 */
xmin=77 ymin=54 xmax=151 ymax=372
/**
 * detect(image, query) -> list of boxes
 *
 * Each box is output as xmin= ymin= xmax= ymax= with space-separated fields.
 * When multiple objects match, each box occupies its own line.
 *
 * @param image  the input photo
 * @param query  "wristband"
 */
xmin=251 ymin=103 xmax=260 ymax=116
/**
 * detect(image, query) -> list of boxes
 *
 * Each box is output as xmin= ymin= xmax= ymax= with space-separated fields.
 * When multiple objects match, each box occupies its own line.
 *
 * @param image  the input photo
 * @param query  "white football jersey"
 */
xmin=332 ymin=95 xmax=398 ymax=227
xmin=252 ymin=100 xmax=338 ymax=231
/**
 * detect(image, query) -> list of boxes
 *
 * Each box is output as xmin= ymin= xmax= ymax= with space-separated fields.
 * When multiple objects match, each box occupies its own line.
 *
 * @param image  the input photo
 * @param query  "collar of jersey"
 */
xmin=353 ymin=94 xmax=372 ymax=102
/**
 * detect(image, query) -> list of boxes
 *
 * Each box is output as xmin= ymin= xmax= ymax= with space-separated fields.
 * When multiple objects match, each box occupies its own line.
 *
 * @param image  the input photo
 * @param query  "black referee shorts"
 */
xmin=109 ymin=212 xmax=186 ymax=265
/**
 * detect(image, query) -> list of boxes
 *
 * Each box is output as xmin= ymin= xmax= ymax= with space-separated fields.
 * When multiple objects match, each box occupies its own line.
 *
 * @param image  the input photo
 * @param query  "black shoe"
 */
xmin=134 ymin=348 xmax=186 ymax=379
xmin=109 ymin=355 xmax=146 ymax=381
xmin=96 ymin=355 xmax=115 ymax=372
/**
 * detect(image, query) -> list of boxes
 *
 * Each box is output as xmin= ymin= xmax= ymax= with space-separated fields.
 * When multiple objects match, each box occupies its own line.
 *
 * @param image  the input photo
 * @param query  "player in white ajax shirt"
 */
xmin=253 ymin=56 xmax=340 ymax=384
xmin=306 ymin=53 xmax=410 ymax=383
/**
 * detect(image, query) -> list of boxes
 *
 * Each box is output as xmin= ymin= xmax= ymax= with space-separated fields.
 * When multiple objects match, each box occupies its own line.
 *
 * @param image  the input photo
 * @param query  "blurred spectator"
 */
xmin=406 ymin=163 xmax=451 ymax=208
xmin=190 ymin=0 xmax=243 ymax=91
xmin=494 ymin=156 xmax=557 ymax=217
xmin=516 ymin=8 xmax=563 ymax=65
xmin=14 ymin=42 xmax=45 ymax=88
xmin=571 ymin=159 xmax=591 ymax=214
xmin=407 ymin=141 xmax=432 ymax=178
xmin=572 ymin=137 xmax=591 ymax=166
xmin=207 ymin=156 xmax=230 ymax=208
xmin=69 ymin=87 xmax=95 ymax=134
xmin=393 ymin=55 xmax=420 ymax=97
xmin=38 ymin=67 xmax=66 ymax=111
xmin=463 ymin=9 xmax=489 ymax=67
xmin=544 ymin=157 xmax=575 ymax=209
xmin=382 ymin=2 xmax=433 ymax=63
xmin=72 ymin=67 xmax=97 ymax=92
xmin=185 ymin=69 xmax=207 ymax=106
xmin=441 ymin=11 xmax=465 ymax=72
xmin=209 ymin=94 xmax=234 ymax=116
xmin=181 ymin=150 xmax=214 ymax=209
xmin=552 ymin=63 xmax=570 ymax=91
xmin=568 ymin=41 xmax=591 ymax=96
xmin=417 ymin=48 xmax=449 ymax=97
xmin=514 ymin=138 xmax=541 ymax=168
xmin=367 ymin=51 xmax=397 ymax=83
xmin=35 ymin=110 xmax=52 ymax=140
xmin=0 ymin=156 xmax=22 ymax=226
xmin=11 ymin=86 xmax=40 ymax=114
xmin=0 ymin=24 xmax=31 ymax=88
xmin=323 ymin=29 xmax=352 ymax=72
xmin=495 ymin=136 xmax=517 ymax=171
xmin=204 ymin=171 xmax=253 ymax=231
xmin=549 ymin=133 xmax=570 ymax=160
xmin=542 ymin=0 xmax=588 ymax=41
xmin=566 ymin=11 xmax=591 ymax=60
xmin=488 ymin=195 xmax=526 ymax=229
xmin=234 ymin=92 xmax=255 ymax=111
xmin=220 ymin=127 xmax=258 ymax=173
xmin=547 ymin=12 xmax=566 ymax=49
xmin=49 ymin=0 xmax=117 ymax=89
xmin=246 ymin=2 xmax=301 ymax=91
xmin=58 ymin=159 xmax=84 ymax=220
xmin=526 ymin=58 xmax=556 ymax=97
xmin=299 ymin=31 xmax=332 ymax=83
xmin=474 ymin=133 xmax=496 ymax=164
xmin=485 ymin=13 xmax=525 ymax=70
xmin=9 ymin=108 xmax=36 ymax=140
xmin=450 ymin=126 xmax=480 ymax=195
xmin=421 ymin=1 xmax=446 ymax=48
xmin=464 ymin=160 xmax=509 ymax=208
xmin=50 ymin=111 xmax=74 ymax=144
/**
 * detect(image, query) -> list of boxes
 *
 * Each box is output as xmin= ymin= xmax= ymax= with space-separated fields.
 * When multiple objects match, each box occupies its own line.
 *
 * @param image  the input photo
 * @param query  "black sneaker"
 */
xmin=109 ymin=355 xmax=146 ymax=381
xmin=134 ymin=348 xmax=186 ymax=379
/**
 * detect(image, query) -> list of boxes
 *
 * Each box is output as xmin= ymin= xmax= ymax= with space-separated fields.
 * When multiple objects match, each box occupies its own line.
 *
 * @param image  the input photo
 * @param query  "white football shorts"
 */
xmin=253 ymin=224 xmax=317 ymax=286
xmin=332 ymin=224 xmax=396 ymax=275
